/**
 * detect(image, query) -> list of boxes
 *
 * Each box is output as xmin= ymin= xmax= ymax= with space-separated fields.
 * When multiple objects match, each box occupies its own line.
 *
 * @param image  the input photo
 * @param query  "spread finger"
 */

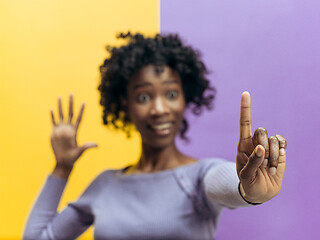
xmin=68 ymin=94 xmax=74 ymax=124
xmin=51 ymin=110 xmax=56 ymax=126
xmin=58 ymin=97 xmax=64 ymax=124
xmin=75 ymin=103 xmax=85 ymax=131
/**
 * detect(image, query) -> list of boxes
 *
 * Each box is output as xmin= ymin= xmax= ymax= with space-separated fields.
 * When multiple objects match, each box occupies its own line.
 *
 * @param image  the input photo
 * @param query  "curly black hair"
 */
xmin=98 ymin=32 xmax=216 ymax=140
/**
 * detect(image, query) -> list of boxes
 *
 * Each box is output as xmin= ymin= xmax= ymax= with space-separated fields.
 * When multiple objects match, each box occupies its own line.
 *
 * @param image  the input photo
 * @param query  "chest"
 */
xmin=91 ymin=176 xmax=212 ymax=239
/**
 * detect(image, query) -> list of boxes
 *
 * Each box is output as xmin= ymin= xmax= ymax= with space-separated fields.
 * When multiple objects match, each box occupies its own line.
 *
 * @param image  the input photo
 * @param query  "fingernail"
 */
xmin=263 ymin=159 xmax=268 ymax=167
xmin=280 ymin=148 xmax=286 ymax=156
xmin=256 ymin=147 xmax=263 ymax=157
xmin=269 ymin=167 xmax=276 ymax=175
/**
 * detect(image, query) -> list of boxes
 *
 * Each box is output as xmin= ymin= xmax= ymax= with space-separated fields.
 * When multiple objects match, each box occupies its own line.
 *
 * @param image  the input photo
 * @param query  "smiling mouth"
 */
xmin=149 ymin=123 xmax=173 ymax=136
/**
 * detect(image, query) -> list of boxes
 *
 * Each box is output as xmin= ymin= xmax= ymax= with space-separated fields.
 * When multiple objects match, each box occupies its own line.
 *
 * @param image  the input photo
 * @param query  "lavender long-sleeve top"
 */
xmin=23 ymin=158 xmax=250 ymax=239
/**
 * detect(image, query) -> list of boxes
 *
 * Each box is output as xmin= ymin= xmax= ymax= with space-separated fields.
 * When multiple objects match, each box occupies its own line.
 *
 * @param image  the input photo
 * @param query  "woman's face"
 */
xmin=126 ymin=65 xmax=186 ymax=149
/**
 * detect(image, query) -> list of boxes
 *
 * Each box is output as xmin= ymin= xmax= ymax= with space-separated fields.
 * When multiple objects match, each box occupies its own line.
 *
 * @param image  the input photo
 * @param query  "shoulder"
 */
xmin=69 ymin=169 xmax=118 ymax=210
xmin=76 ymin=169 xmax=118 ymax=200
xmin=86 ymin=169 xmax=117 ymax=190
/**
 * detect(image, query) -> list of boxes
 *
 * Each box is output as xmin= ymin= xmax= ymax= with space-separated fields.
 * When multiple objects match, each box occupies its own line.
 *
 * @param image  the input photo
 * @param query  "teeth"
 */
xmin=151 ymin=123 xmax=171 ymax=130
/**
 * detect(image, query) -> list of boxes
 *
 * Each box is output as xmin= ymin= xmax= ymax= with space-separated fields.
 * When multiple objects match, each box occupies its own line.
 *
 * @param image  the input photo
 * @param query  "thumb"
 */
xmin=78 ymin=142 xmax=98 ymax=156
xmin=239 ymin=145 xmax=265 ymax=183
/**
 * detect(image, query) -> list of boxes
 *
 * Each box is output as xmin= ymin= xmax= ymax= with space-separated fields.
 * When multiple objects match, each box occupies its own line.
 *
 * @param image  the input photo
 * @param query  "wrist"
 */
xmin=238 ymin=183 xmax=262 ymax=205
xmin=52 ymin=164 xmax=73 ymax=179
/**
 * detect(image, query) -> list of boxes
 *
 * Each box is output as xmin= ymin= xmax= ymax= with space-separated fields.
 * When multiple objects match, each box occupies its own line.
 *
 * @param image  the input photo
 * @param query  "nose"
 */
xmin=150 ymin=96 xmax=170 ymax=116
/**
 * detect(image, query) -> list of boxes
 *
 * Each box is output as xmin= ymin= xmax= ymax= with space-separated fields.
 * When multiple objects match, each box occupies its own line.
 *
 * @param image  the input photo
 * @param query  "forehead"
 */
xmin=129 ymin=65 xmax=181 ymax=87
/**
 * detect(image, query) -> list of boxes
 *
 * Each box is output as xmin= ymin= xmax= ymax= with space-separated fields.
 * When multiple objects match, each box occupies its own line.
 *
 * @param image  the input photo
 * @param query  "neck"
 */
xmin=131 ymin=142 xmax=194 ymax=174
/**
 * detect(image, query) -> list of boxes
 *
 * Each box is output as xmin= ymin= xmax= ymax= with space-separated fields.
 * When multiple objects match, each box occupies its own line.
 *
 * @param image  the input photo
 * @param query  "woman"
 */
xmin=24 ymin=33 xmax=287 ymax=239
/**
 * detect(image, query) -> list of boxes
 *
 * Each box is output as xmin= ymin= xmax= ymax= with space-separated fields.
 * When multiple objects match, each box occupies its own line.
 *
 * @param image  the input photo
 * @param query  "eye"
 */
xmin=137 ymin=93 xmax=151 ymax=103
xmin=166 ymin=90 xmax=178 ymax=100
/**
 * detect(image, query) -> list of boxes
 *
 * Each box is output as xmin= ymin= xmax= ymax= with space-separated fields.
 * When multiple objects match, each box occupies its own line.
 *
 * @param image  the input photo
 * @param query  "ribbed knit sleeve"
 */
xmin=203 ymin=161 xmax=251 ymax=209
xmin=23 ymin=175 xmax=67 ymax=239
xmin=23 ymin=175 xmax=93 ymax=240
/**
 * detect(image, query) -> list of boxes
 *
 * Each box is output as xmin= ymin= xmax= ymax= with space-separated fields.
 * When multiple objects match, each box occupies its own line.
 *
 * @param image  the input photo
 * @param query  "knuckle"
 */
xmin=53 ymin=127 xmax=74 ymax=138
xmin=240 ymin=120 xmax=251 ymax=126
xmin=253 ymin=127 xmax=268 ymax=138
xmin=269 ymin=160 xmax=278 ymax=167
xmin=269 ymin=136 xmax=278 ymax=142
xmin=256 ymin=127 xmax=267 ymax=134
xmin=257 ymin=127 xmax=267 ymax=132
xmin=269 ymin=136 xmax=279 ymax=148
xmin=275 ymin=134 xmax=287 ymax=147
xmin=270 ymin=156 xmax=278 ymax=162
xmin=275 ymin=134 xmax=283 ymax=139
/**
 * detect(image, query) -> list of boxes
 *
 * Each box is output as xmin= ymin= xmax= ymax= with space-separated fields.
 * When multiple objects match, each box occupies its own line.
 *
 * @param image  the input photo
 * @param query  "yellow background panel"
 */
xmin=0 ymin=0 xmax=159 ymax=239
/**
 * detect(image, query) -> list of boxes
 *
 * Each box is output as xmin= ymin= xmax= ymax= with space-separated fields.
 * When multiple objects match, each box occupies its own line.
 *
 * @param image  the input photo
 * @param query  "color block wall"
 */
xmin=161 ymin=1 xmax=320 ymax=239
xmin=0 ymin=1 xmax=159 ymax=239
xmin=1 ymin=0 xmax=319 ymax=239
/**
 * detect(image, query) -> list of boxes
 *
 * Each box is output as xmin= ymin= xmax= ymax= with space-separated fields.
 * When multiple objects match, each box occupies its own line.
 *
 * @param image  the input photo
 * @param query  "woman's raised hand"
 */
xmin=236 ymin=92 xmax=287 ymax=204
xmin=50 ymin=94 xmax=97 ymax=178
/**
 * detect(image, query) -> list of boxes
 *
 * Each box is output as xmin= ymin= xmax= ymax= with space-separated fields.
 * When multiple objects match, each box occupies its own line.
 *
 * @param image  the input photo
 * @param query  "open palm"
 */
xmin=51 ymin=95 xmax=97 ymax=170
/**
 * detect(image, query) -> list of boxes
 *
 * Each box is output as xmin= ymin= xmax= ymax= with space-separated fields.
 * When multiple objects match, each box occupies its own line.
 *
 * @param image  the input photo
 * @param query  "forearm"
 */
xmin=23 ymin=175 xmax=67 ymax=239
xmin=51 ymin=164 xmax=73 ymax=179
xmin=203 ymin=162 xmax=251 ymax=209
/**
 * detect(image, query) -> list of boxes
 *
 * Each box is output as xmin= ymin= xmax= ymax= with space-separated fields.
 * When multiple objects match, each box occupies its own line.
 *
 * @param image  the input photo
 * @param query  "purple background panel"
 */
xmin=161 ymin=1 xmax=320 ymax=239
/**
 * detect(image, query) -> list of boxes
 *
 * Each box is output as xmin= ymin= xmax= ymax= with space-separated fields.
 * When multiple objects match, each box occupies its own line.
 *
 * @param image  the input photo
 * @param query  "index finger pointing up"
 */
xmin=240 ymin=91 xmax=252 ymax=140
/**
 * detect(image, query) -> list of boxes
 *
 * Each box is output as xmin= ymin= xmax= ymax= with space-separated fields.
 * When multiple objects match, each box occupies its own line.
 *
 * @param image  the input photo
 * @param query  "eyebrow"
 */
xmin=133 ymin=79 xmax=179 ymax=90
xmin=133 ymin=82 xmax=152 ymax=90
xmin=163 ymin=79 xmax=179 ymax=85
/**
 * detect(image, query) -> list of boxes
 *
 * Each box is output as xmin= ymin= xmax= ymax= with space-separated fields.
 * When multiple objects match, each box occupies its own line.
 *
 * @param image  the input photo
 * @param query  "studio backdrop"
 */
xmin=1 ymin=0 xmax=319 ymax=239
